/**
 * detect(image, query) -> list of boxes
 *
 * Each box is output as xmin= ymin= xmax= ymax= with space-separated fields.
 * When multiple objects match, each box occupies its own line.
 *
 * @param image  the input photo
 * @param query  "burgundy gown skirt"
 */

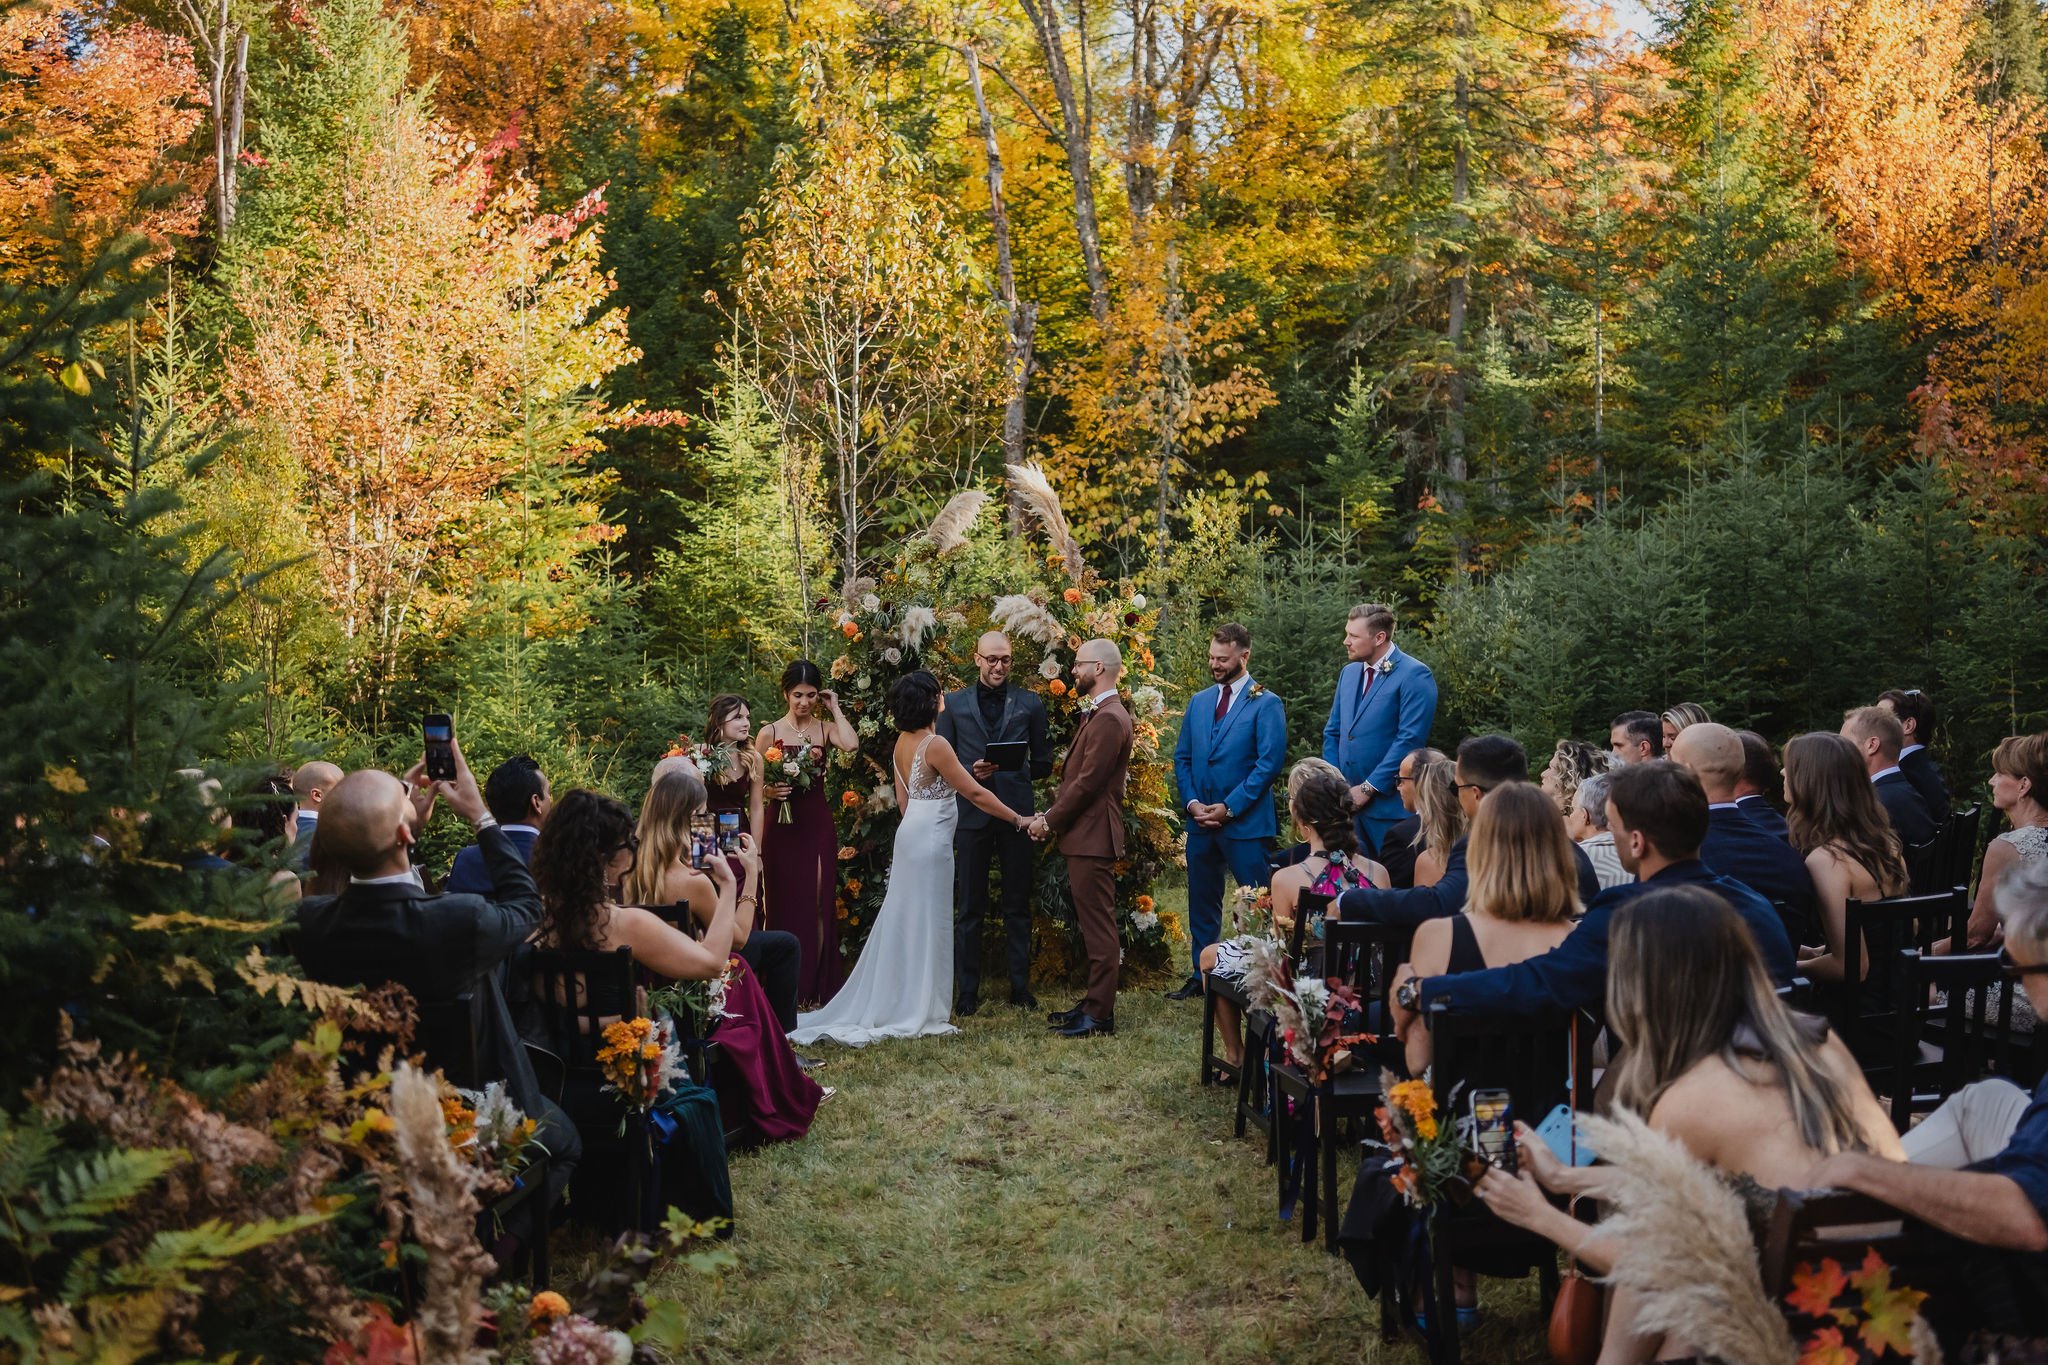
xmin=710 ymin=958 xmax=822 ymax=1143
xmin=768 ymin=776 xmax=842 ymax=1004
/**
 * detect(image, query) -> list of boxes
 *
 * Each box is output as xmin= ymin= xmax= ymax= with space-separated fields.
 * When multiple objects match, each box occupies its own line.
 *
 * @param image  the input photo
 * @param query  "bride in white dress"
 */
xmin=789 ymin=671 xmax=1033 ymax=1047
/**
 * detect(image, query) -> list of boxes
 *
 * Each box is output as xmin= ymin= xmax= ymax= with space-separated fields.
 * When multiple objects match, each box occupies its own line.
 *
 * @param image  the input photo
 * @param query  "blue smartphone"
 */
xmin=1534 ymin=1103 xmax=1597 ymax=1167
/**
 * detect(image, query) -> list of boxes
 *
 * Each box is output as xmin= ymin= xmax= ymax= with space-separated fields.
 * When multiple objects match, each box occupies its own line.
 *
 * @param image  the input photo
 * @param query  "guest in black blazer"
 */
xmin=1734 ymin=730 xmax=1792 ymax=842
xmin=935 ymin=631 xmax=1053 ymax=1013
xmin=1845 ymin=706 xmax=1938 ymax=847
xmin=295 ymin=742 xmax=579 ymax=1233
xmin=1673 ymin=723 xmax=1817 ymax=942
xmin=1880 ymin=688 xmax=1952 ymax=823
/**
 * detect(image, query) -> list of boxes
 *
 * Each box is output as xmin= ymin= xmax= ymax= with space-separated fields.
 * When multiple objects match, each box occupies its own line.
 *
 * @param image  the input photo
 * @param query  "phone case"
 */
xmin=1534 ymin=1103 xmax=1596 ymax=1166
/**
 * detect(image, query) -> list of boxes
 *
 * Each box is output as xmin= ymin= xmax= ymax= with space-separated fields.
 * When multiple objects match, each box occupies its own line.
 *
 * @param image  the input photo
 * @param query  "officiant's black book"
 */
xmin=984 ymin=740 xmax=1030 ymax=773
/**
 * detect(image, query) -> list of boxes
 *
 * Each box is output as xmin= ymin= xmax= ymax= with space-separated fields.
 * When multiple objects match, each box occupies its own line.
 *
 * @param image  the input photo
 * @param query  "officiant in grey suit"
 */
xmin=936 ymin=631 xmax=1053 ymax=1014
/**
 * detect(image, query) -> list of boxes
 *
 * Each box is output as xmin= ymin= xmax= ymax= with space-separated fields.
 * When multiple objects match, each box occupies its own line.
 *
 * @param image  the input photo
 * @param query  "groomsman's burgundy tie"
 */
xmin=1214 ymin=684 xmax=1231 ymax=723
xmin=1361 ymin=662 xmax=1377 ymax=705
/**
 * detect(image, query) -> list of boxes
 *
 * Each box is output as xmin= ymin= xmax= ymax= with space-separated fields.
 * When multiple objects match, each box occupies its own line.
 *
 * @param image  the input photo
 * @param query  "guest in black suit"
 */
xmin=1609 ymin=710 xmax=1663 ymax=764
xmin=1844 ymin=705 xmax=1938 ymax=847
xmin=295 ymin=742 xmax=579 ymax=1234
xmin=934 ymin=631 xmax=1052 ymax=1013
xmin=1673 ymin=722 xmax=1817 ymax=942
xmin=1377 ymin=746 xmax=1444 ymax=890
xmin=1734 ymin=729 xmax=1792 ymax=841
xmin=445 ymin=755 xmax=551 ymax=894
xmin=1880 ymin=687 xmax=1952 ymax=823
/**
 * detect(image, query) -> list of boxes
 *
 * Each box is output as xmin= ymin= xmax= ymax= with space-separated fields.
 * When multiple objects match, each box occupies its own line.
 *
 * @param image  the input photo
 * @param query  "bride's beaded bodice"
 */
xmin=903 ymin=737 xmax=952 ymax=802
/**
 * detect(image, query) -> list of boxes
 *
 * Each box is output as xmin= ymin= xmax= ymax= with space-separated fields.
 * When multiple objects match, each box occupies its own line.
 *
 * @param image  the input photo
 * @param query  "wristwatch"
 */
xmin=1221 ymin=804 xmax=1235 ymax=821
xmin=1395 ymin=977 xmax=1421 ymax=1011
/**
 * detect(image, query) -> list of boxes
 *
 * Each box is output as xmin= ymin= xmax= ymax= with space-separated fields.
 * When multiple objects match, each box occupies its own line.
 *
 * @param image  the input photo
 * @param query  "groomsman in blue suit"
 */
xmin=1322 ymin=603 xmax=1439 ymax=857
xmin=1168 ymin=623 xmax=1288 ymax=1001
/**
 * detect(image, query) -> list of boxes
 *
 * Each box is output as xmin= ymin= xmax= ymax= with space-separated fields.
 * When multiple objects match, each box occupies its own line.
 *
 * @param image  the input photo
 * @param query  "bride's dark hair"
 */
xmin=888 ymin=671 xmax=942 ymax=731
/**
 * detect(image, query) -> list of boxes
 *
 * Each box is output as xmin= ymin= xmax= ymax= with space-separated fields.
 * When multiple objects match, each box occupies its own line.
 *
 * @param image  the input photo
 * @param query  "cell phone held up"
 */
xmin=423 ymin=713 xmax=457 ymax=782
xmin=689 ymin=821 xmax=717 ymax=872
xmin=716 ymin=811 xmax=742 ymax=854
xmin=1469 ymin=1088 xmax=1517 ymax=1175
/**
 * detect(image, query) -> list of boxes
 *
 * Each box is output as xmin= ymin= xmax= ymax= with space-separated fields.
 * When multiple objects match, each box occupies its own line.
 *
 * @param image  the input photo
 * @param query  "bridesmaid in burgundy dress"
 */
xmin=701 ymin=694 xmax=766 ymax=895
xmin=759 ymin=661 xmax=859 ymax=1005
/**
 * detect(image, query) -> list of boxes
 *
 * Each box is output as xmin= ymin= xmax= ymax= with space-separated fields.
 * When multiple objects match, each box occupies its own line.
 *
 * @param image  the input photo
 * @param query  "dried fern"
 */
xmin=1005 ymin=463 xmax=1085 ymax=583
xmin=924 ymin=489 xmax=988 ymax=556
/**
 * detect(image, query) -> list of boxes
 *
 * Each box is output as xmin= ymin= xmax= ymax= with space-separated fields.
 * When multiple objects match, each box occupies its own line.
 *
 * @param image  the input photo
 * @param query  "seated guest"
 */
xmin=1734 ymin=729 xmax=1791 ymax=841
xmin=1474 ymin=887 xmax=1900 ymax=1363
xmin=1539 ymin=739 xmax=1608 ymax=817
xmin=1395 ymin=783 xmax=1578 ymax=1077
xmin=1339 ymin=736 xmax=1600 ymax=926
xmin=446 ymin=756 xmax=550 ymax=895
xmin=1809 ymin=858 xmax=2048 ymax=1350
xmin=296 ymin=743 xmax=580 ymax=1233
xmin=1671 ymin=722 xmax=1816 ymax=941
xmin=1783 ymin=731 xmax=1910 ymax=984
xmin=1378 ymin=747 xmax=1445 ymax=890
xmin=1660 ymin=701 xmax=1712 ymax=751
xmin=625 ymin=767 xmax=805 ymax=1037
xmin=1609 ymin=710 xmax=1662 ymax=765
xmin=288 ymin=761 xmax=341 ymax=869
xmin=531 ymin=788 xmax=823 ymax=1142
xmin=1202 ymin=764 xmax=1385 ymax=1072
xmin=1879 ymin=687 xmax=1951 ymax=822
xmin=1966 ymin=733 xmax=2048 ymax=948
xmin=1390 ymin=760 xmax=1796 ymax=1023
xmin=1409 ymin=757 xmax=1465 ymax=889
xmin=1841 ymin=704 xmax=1938 ymax=847
xmin=1566 ymin=771 xmax=1632 ymax=891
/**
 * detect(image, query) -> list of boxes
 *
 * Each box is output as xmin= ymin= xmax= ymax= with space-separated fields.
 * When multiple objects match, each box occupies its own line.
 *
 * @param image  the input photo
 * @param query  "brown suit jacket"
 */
xmin=1043 ymin=694 xmax=1134 ymax=859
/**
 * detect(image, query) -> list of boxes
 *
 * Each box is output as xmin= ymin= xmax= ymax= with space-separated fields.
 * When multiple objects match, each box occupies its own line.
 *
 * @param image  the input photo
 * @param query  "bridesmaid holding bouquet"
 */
xmin=760 ymin=661 xmax=859 ymax=1005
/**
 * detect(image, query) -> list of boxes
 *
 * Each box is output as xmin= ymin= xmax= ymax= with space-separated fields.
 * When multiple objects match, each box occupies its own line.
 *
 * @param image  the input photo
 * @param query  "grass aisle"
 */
xmin=651 ymin=981 xmax=1546 ymax=1363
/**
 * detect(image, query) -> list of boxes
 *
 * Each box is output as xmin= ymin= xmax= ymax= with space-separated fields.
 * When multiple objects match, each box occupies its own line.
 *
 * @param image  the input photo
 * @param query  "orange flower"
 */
xmin=762 ymin=745 xmax=784 ymax=763
xmin=1141 ymin=649 xmax=1155 ymax=670
xmin=1136 ymin=895 xmax=1154 ymax=912
xmin=846 ymin=878 xmax=862 ymax=897
xmin=842 ymin=622 xmax=861 ymax=640
xmin=1063 ymin=587 xmax=1083 ymax=605
xmin=528 ymin=1291 xmax=571 ymax=1326
xmin=841 ymin=790 xmax=862 ymax=808
xmin=1048 ymin=679 xmax=1067 ymax=697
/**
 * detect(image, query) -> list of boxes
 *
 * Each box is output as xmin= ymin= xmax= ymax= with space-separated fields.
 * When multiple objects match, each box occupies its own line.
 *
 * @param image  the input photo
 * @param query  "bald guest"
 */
xmin=1671 ymin=721 xmax=1817 ymax=943
xmin=936 ymin=631 xmax=1053 ymax=1013
xmin=294 ymin=740 xmax=579 ymax=1248
xmin=288 ymin=761 xmax=343 ymax=869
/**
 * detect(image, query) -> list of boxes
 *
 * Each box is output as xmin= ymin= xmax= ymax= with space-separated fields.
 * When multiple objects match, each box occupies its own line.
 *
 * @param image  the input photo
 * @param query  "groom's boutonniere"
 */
xmin=1077 ymin=693 xmax=1099 ymax=714
xmin=1248 ymin=682 xmax=1268 ymax=700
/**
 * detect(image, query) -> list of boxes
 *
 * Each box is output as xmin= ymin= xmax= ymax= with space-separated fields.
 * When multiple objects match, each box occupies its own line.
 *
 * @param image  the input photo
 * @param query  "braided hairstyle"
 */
xmin=1288 ymin=763 xmax=1360 ymax=859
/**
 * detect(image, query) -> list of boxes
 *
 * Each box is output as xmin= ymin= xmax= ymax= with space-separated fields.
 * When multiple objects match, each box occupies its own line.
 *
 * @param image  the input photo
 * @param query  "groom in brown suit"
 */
xmin=1033 ymin=638 xmax=1135 ymax=1038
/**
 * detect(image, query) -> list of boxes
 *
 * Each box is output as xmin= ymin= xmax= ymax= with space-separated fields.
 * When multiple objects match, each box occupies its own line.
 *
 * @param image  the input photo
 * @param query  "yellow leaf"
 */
xmin=132 ymin=912 xmax=269 ymax=934
xmin=57 ymin=360 xmax=89 ymax=395
xmin=43 ymin=763 xmax=87 ymax=794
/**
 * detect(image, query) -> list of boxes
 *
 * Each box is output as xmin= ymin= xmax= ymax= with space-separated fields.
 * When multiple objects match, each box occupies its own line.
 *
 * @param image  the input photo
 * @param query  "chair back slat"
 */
xmin=1323 ymin=918 xmax=1413 ymax=1007
xmin=1889 ymin=948 xmax=2009 ymax=1129
xmin=1424 ymin=1004 xmax=1585 ymax=1128
xmin=1288 ymin=889 xmax=1331 ymax=974
xmin=1841 ymin=888 xmax=1967 ymax=1028
xmin=1946 ymin=804 xmax=1983 ymax=895
xmin=526 ymin=946 xmax=639 ymax=1071
xmin=1760 ymin=1189 xmax=1915 ymax=1298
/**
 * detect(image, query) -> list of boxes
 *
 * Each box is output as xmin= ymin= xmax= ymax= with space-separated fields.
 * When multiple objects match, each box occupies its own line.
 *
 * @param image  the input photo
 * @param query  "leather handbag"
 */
xmin=1546 ymin=1250 xmax=1604 ymax=1365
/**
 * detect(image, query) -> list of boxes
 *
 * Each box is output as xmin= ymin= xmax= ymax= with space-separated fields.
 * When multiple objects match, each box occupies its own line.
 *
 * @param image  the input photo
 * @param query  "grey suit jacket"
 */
xmin=935 ymin=684 xmax=1052 ymax=831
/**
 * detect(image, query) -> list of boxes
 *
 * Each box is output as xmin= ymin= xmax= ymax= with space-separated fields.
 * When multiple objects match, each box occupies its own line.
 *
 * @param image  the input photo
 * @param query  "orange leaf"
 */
xmin=1850 ymin=1249 xmax=1928 ymax=1358
xmin=1796 ymin=1326 xmax=1859 ymax=1365
xmin=1786 ymin=1258 xmax=1850 ymax=1319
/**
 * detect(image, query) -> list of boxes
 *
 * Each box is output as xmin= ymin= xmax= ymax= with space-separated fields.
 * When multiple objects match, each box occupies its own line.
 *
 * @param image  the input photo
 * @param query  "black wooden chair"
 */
xmin=415 ymin=994 xmax=553 ymax=1289
xmin=526 ymin=946 xmax=652 ymax=1232
xmin=1760 ymin=1187 xmax=1923 ymax=1300
xmin=1836 ymin=886 xmax=1968 ymax=1068
xmin=1295 ymin=917 xmax=1413 ymax=1252
xmin=1413 ymin=1003 xmax=1588 ymax=1365
xmin=1885 ymin=948 xmax=2014 ymax=1130
xmin=1266 ymin=890 xmax=1330 ymax=1215
xmin=1944 ymin=803 xmax=1984 ymax=893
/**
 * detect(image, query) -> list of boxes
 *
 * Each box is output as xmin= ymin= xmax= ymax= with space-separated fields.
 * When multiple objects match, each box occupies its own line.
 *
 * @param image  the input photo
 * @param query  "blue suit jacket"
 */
xmin=1337 ymin=832 xmax=1602 ymax=928
xmin=1735 ymin=794 xmax=1791 ymax=843
xmin=1415 ymin=859 xmax=1797 ymax=1019
xmin=1322 ymin=648 xmax=1438 ymax=827
xmin=1701 ymin=805 xmax=1815 ymax=936
xmin=445 ymin=826 xmax=538 ymax=895
xmin=1175 ymin=680 xmax=1287 ymax=843
xmin=1874 ymin=770 xmax=1938 ymax=847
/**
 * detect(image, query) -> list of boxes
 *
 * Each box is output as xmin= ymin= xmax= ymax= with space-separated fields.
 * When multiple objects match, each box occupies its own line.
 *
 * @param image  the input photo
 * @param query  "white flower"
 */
xmin=898 ymin=604 xmax=938 ymax=650
xmin=1132 ymin=684 xmax=1165 ymax=717
xmin=837 ymin=612 xmax=855 ymax=628
xmin=872 ymin=784 xmax=897 ymax=810
xmin=857 ymin=672 xmax=872 ymax=691
xmin=857 ymin=716 xmax=879 ymax=737
xmin=605 ymin=1329 xmax=635 ymax=1365
xmin=882 ymin=646 xmax=902 ymax=665
xmin=1038 ymin=655 xmax=1064 ymax=679
xmin=783 ymin=760 xmax=801 ymax=776
xmin=860 ymin=592 xmax=881 ymax=612
xmin=1130 ymin=593 xmax=1147 ymax=610
xmin=1132 ymin=910 xmax=1160 ymax=932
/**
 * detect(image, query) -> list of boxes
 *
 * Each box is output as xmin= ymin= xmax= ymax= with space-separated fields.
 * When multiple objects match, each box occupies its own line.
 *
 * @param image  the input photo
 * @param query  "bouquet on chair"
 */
xmin=1373 ymin=1074 xmax=1470 ymax=1209
xmin=1273 ymin=975 xmax=1376 ymax=1084
xmin=596 ymin=1015 xmax=688 ymax=1133
xmin=1231 ymin=885 xmax=1277 ymax=939
xmin=758 ymin=739 xmax=826 ymax=823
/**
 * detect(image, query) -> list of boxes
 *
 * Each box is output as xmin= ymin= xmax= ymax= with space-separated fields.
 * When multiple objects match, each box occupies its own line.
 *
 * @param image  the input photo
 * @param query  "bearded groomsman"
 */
xmin=1322 ymin=603 xmax=1438 ymax=857
xmin=1167 ymin=623 xmax=1287 ymax=1002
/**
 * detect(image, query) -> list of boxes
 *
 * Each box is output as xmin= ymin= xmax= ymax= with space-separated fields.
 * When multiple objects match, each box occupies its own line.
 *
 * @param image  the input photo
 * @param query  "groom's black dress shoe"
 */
xmin=1164 ymin=974 xmax=1204 ymax=1001
xmin=956 ymin=997 xmax=980 ymax=1018
xmin=1011 ymin=989 xmax=1039 ymax=1009
xmin=1055 ymin=1014 xmax=1114 ymax=1038
xmin=1046 ymin=1003 xmax=1085 ymax=1028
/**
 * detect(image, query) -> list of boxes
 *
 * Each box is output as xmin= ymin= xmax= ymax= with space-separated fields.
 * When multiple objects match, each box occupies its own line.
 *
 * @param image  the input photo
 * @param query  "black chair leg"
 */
xmin=1537 ymin=1252 xmax=1559 ymax=1317
xmin=1433 ymin=1220 xmax=1461 ymax=1365
xmin=1234 ymin=1045 xmax=1254 ymax=1138
xmin=1273 ymin=1082 xmax=1290 ymax=1220
xmin=1200 ymin=983 xmax=1219 ymax=1086
xmin=1322 ymin=1107 xmax=1341 ymax=1254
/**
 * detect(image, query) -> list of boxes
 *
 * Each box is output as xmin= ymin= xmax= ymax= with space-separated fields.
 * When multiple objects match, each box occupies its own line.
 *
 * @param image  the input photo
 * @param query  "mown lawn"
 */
xmin=649 ymin=951 xmax=1548 ymax=1362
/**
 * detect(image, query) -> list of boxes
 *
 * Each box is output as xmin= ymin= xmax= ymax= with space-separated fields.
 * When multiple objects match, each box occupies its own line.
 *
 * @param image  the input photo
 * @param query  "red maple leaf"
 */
xmin=1797 ymin=1326 xmax=1860 ymax=1365
xmin=1786 ymin=1258 xmax=1850 ymax=1320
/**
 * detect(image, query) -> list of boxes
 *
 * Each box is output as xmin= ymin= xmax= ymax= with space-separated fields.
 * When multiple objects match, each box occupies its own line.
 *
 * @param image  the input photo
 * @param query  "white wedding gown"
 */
xmin=788 ymin=735 xmax=959 ymax=1047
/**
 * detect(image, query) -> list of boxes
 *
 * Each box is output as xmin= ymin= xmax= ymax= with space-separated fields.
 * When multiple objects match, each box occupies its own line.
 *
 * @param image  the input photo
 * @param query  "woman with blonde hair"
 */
xmin=1409 ymin=757 xmax=1467 ymax=889
xmin=1966 ymin=732 xmax=2048 ymax=948
xmin=1395 ymin=782 xmax=1580 ymax=1077
xmin=1783 ymin=731 xmax=1909 ymax=983
xmin=1661 ymin=702 xmax=1713 ymax=751
xmin=1540 ymin=738 xmax=1609 ymax=817
xmin=1474 ymin=887 xmax=1899 ymax=1361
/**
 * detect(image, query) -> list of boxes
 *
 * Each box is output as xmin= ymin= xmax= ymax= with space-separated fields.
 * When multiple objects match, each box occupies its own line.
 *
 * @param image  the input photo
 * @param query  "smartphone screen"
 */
xmin=716 ymin=811 xmax=741 ymax=853
xmin=423 ymin=713 xmax=456 ymax=781
xmin=690 ymin=827 xmax=716 ymax=870
xmin=1470 ymin=1089 xmax=1516 ymax=1173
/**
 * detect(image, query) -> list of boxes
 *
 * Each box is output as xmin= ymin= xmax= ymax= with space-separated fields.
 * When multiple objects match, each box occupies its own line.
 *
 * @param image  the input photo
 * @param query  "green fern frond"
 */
xmin=34 ymin=1148 xmax=183 ymax=1236
xmin=112 ymin=1212 xmax=329 ymax=1293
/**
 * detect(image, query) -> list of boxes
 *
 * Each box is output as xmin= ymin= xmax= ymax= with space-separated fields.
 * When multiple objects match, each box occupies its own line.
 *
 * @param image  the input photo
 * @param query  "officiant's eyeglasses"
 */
xmin=977 ymin=652 xmax=1012 ymax=664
